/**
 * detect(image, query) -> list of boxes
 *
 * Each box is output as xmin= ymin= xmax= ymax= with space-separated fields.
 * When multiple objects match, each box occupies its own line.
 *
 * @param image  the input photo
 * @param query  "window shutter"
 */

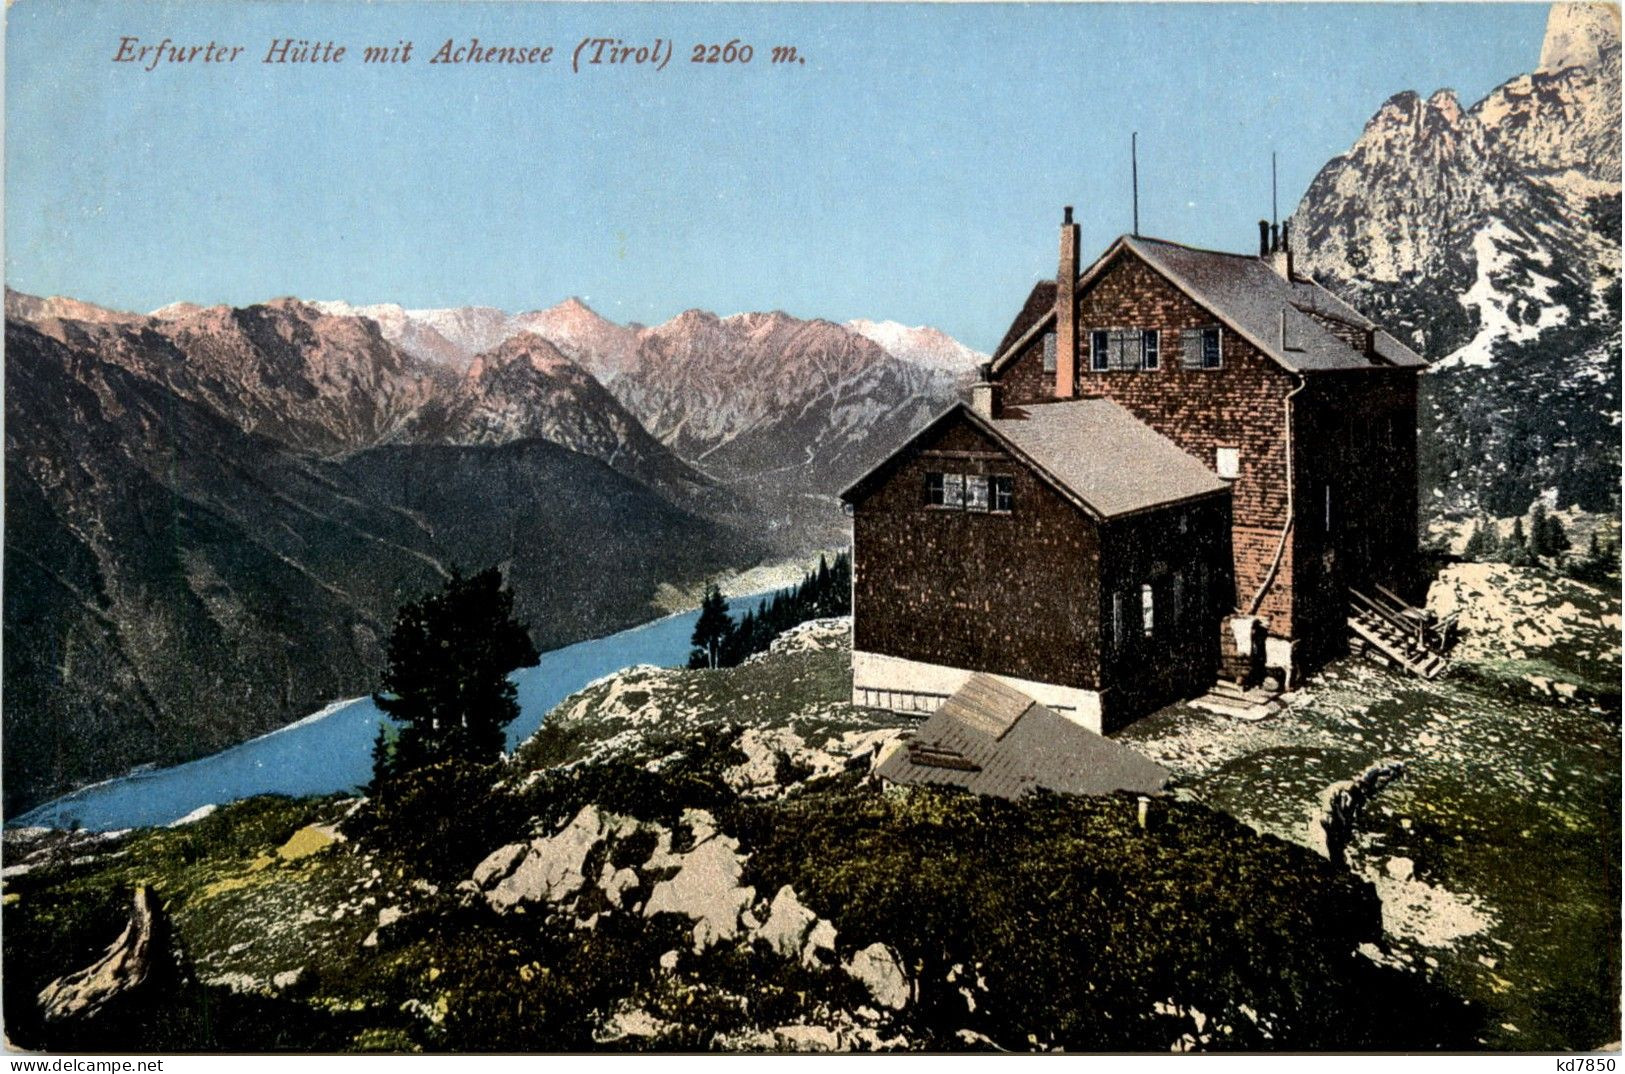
xmin=1181 ymin=328 xmax=1205 ymax=369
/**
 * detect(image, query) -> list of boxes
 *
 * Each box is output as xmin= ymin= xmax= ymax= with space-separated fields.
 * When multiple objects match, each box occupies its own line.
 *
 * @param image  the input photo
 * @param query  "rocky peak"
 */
xmin=1538 ymin=1 xmax=1621 ymax=74
xmin=1291 ymin=1 xmax=1621 ymax=516
xmin=5 ymin=288 xmax=140 ymax=326
xmin=469 ymin=331 xmax=574 ymax=379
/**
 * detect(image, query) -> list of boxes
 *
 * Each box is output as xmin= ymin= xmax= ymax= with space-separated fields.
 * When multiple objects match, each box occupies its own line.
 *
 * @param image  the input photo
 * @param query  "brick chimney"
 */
xmin=1055 ymin=206 xmax=1079 ymax=398
xmin=1258 ymin=220 xmax=1271 ymax=258
xmin=970 ymin=362 xmax=1002 ymax=419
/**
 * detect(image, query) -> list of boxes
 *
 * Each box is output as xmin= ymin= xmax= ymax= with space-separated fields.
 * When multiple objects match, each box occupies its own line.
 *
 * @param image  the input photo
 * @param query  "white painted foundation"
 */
xmin=852 ymin=650 xmax=1104 ymax=733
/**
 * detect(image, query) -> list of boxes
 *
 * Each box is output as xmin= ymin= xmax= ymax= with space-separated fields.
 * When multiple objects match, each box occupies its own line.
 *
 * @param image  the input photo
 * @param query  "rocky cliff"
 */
xmin=1291 ymin=2 xmax=1621 ymax=516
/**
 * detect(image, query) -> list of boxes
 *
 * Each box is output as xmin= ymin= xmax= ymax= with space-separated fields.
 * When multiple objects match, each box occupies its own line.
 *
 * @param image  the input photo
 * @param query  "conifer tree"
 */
xmin=689 ymin=584 xmax=733 ymax=669
xmin=372 ymin=567 xmax=539 ymax=784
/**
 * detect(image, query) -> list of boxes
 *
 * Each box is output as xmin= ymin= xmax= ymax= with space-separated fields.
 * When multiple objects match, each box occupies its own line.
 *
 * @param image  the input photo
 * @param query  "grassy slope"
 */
xmin=4 ymin=569 xmax=1618 ymax=1052
xmin=1120 ymin=565 xmax=1622 ymax=1050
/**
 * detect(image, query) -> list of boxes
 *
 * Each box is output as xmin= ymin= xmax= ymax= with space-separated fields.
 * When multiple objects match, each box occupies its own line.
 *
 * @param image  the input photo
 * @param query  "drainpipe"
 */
xmin=1247 ymin=372 xmax=1307 ymax=616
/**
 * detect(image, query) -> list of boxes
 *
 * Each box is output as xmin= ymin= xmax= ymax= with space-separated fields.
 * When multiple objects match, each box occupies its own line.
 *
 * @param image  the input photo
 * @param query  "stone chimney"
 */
xmin=1055 ymin=206 xmax=1079 ymax=399
xmin=1270 ymin=221 xmax=1295 ymax=279
xmin=970 ymin=362 xmax=1002 ymax=419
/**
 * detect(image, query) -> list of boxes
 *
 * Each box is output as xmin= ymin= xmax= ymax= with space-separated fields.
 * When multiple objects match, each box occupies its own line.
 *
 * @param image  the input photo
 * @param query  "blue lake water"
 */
xmin=12 ymin=591 xmax=783 ymax=832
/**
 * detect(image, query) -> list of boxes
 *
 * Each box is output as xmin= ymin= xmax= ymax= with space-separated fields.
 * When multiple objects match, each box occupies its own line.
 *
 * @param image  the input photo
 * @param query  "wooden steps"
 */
xmin=1347 ymin=587 xmax=1453 ymax=680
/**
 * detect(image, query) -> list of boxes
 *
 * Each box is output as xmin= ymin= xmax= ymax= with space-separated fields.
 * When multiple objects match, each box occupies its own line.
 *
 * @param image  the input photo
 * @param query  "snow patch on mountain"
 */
xmin=846 ymin=318 xmax=987 ymax=375
xmin=1436 ymin=222 xmax=1570 ymax=369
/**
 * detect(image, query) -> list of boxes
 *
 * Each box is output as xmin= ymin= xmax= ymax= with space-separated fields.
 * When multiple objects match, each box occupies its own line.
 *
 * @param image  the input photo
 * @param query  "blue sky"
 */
xmin=7 ymin=2 xmax=1549 ymax=352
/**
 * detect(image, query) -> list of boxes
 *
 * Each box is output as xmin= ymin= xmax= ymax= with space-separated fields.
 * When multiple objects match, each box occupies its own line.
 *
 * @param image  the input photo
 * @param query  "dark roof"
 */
xmin=1125 ymin=237 xmax=1426 ymax=372
xmin=839 ymin=398 xmax=1230 ymax=520
xmin=991 ymin=235 xmax=1425 ymax=374
xmin=993 ymin=280 xmax=1056 ymax=358
xmin=986 ymin=398 xmax=1228 ymax=517
xmin=875 ymin=674 xmax=1171 ymax=799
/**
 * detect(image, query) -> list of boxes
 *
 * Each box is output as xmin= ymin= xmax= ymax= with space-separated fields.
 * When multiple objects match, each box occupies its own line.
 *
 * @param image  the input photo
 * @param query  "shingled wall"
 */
xmin=998 ymin=251 xmax=1299 ymax=635
xmin=850 ymin=416 xmax=1104 ymax=693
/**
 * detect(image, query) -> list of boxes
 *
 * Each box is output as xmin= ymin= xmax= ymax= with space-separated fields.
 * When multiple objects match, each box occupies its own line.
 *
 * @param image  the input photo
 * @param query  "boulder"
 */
xmin=599 ymin=863 xmax=640 ymax=907
xmin=802 ymin=918 xmax=838 ymax=967
xmin=843 ymin=942 xmax=910 ymax=1010
xmin=643 ymin=833 xmax=754 ymax=951
xmin=473 ymin=805 xmax=616 ymax=913
xmin=755 ymin=885 xmax=818 ymax=958
xmin=772 ymin=1024 xmax=842 ymax=1052
xmin=38 ymin=886 xmax=174 ymax=1023
xmin=470 ymin=843 xmax=527 ymax=890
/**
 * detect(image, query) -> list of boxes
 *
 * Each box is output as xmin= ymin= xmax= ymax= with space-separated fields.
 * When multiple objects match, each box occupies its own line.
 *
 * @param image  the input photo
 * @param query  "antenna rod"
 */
xmin=1271 ymin=151 xmax=1278 ymax=229
xmin=1132 ymin=132 xmax=1140 ymax=237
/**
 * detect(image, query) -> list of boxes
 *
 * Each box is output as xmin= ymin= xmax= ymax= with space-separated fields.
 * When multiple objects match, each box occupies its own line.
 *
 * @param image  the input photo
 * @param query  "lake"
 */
xmin=11 ymin=591 xmax=783 ymax=832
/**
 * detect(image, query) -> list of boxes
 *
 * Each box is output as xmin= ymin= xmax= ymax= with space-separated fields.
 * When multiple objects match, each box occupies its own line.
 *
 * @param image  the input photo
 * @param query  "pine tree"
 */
xmin=372 ymin=567 xmax=539 ymax=784
xmin=1543 ymin=513 xmax=1571 ymax=557
xmin=1501 ymin=518 xmax=1532 ymax=567
xmin=689 ymin=584 xmax=733 ymax=669
xmin=366 ymin=723 xmax=397 ymax=795
xmin=1530 ymin=503 xmax=1550 ymax=558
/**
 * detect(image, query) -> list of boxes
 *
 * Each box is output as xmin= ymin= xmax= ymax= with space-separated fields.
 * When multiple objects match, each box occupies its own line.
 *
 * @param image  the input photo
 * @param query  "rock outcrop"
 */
xmin=842 ymin=943 xmax=911 ymax=1011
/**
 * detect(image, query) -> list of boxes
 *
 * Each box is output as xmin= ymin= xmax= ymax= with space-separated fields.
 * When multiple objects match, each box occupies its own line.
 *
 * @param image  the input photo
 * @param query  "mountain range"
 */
xmin=2 ymin=289 xmax=977 ymax=814
xmin=6 ymin=1 xmax=1614 ymax=815
xmin=1292 ymin=1 xmax=1620 ymax=518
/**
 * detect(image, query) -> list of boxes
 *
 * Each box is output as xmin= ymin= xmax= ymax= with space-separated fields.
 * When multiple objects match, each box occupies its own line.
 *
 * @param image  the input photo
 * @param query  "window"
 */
xmin=1324 ymin=484 xmax=1334 ymax=532
xmin=1181 ymin=326 xmax=1223 ymax=370
xmin=926 ymin=470 xmax=1013 ymax=514
xmin=1141 ymin=583 xmax=1155 ymax=639
xmin=992 ymin=475 xmax=1014 ymax=513
xmin=1041 ymin=331 xmax=1057 ymax=374
xmin=1111 ymin=591 xmax=1126 ymax=651
xmin=1170 ymin=571 xmax=1184 ymax=628
xmin=1090 ymin=330 xmax=1109 ymax=372
xmin=965 ymin=474 xmax=990 ymax=512
xmin=1091 ymin=329 xmax=1160 ymax=371
xmin=1215 ymin=447 xmax=1240 ymax=480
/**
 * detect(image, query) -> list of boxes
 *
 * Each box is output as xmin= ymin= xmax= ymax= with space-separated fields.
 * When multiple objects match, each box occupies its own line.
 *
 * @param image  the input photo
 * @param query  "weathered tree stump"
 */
xmin=37 ymin=885 xmax=172 ymax=1024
